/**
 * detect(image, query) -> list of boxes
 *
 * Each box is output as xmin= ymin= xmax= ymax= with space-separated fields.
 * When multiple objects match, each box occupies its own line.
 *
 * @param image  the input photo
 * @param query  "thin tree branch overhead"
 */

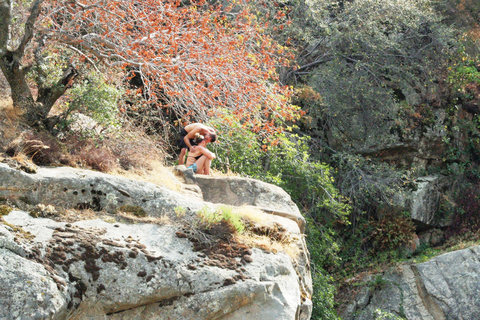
xmin=0 ymin=0 xmax=11 ymax=53
xmin=16 ymin=0 xmax=44 ymax=58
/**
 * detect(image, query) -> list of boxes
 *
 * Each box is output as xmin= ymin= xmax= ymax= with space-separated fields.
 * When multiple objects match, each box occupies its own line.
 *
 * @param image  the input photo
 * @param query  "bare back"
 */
xmin=184 ymin=123 xmax=215 ymax=138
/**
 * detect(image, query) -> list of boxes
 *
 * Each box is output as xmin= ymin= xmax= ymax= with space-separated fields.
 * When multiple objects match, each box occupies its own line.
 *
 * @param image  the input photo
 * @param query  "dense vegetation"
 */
xmin=1 ymin=0 xmax=480 ymax=319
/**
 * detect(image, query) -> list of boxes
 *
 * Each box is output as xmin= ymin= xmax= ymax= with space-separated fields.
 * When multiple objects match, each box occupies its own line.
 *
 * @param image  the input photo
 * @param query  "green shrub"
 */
xmin=0 ymin=205 xmax=13 ymax=216
xmin=197 ymin=205 xmax=245 ymax=235
xmin=59 ymin=72 xmax=122 ymax=131
xmin=208 ymin=116 xmax=350 ymax=223
xmin=310 ymin=269 xmax=341 ymax=320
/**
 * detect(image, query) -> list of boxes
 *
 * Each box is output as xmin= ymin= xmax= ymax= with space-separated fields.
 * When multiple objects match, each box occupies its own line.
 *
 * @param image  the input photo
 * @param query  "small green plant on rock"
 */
xmin=374 ymin=308 xmax=406 ymax=320
xmin=370 ymin=275 xmax=389 ymax=291
xmin=0 ymin=205 xmax=13 ymax=216
xmin=174 ymin=206 xmax=187 ymax=218
xmin=197 ymin=205 xmax=245 ymax=235
xmin=116 ymin=205 xmax=147 ymax=218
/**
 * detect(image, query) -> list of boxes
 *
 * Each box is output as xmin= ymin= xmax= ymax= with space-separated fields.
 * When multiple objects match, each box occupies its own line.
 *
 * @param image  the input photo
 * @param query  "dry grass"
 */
xmin=237 ymin=230 xmax=301 ymax=258
xmin=232 ymin=205 xmax=301 ymax=258
xmin=56 ymin=208 xmax=100 ymax=223
xmin=0 ymin=102 xmax=24 ymax=151
xmin=114 ymin=211 xmax=172 ymax=225
xmin=0 ymin=104 xmax=21 ymax=123
xmin=208 ymin=167 xmax=240 ymax=177
xmin=110 ymin=160 xmax=182 ymax=191
xmin=234 ymin=205 xmax=275 ymax=224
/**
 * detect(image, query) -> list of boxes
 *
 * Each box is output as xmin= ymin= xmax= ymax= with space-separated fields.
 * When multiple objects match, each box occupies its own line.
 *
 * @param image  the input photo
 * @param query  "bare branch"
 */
xmin=16 ymin=0 xmax=44 ymax=58
xmin=66 ymin=45 xmax=100 ymax=72
xmin=81 ymin=33 xmax=116 ymax=50
xmin=74 ymin=0 xmax=105 ymax=10
xmin=0 ymin=0 xmax=11 ymax=53
xmin=58 ymin=32 xmax=144 ymax=67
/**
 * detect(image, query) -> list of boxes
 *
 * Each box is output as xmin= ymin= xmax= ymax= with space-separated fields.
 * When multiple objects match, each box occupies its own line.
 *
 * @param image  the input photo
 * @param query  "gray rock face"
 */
xmin=0 ymin=163 xmax=206 ymax=217
xmin=0 ymin=164 xmax=312 ymax=319
xmin=0 ymin=246 xmax=68 ymax=319
xmin=339 ymin=245 xmax=480 ymax=320
xmin=408 ymin=176 xmax=442 ymax=226
xmin=392 ymin=175 xmax=452 ymax=230
xmin=328 ymin=108 xmax=447 ymax=169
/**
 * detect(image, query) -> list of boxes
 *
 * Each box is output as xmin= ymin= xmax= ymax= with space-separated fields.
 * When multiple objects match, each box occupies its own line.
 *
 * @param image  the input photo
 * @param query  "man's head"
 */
xmin=205 ymin=133 xmax=217 ymax=143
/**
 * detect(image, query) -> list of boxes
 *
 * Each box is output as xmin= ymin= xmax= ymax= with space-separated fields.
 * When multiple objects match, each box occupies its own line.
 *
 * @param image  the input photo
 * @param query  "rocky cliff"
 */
xmin=339 ymin=245 xmax=480 ymax=320
xmin=0 ymin=162 xmax=312 ymax=320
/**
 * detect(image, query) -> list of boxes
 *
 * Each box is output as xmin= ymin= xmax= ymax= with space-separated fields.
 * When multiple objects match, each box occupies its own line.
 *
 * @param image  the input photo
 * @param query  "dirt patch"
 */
xmin=245 ymin=221 xmax=289 ymax=242
xmin=176 ymin=223 xmax=253 ymax=283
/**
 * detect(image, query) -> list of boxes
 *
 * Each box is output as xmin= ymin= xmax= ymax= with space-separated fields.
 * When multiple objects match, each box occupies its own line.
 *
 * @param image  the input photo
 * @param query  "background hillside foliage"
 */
xmin=1 ymin=0 xmax=480 ymax=319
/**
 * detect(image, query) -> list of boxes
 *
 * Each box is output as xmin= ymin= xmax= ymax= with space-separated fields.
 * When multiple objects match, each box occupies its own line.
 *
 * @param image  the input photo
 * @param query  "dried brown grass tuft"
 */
xmin=55 ymin=208 xmax=99 ymax=223
xmin=115 ymin=211 xmax=171 ymax=225
xmin=0 ymin=101 xmax=20 ymax=121
xmin=0 ymin=104 xmax=24 ymax=153
xmin=231 ymin=205 xmax=301 ymax=258
xmin=110 ymin=160 xmax=182 ymax=191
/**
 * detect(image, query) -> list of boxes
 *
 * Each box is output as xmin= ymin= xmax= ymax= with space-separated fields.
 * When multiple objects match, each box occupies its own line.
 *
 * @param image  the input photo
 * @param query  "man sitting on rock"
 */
xmin=177 ymin=123 xmax=216 ymax=165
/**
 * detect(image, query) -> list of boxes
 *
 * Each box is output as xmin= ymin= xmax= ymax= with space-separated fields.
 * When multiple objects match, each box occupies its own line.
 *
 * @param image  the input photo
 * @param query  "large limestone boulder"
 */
xmin=0 ymin=163 xmax=206 ymax=217
xmin=194 ymin=175 xmax=306 ymax=233
xmin=0 ymin=163 xmax=312 ymax=319
xmin=394 ymin=175 xmax=452 ymax=230
xmin=339 ymin=245 xmax=480 ymax=320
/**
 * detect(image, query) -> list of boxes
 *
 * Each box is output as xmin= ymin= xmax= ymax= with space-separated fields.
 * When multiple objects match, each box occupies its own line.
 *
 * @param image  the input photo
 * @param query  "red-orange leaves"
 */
xmin=41 ymin=0 xmax=297 ymax=138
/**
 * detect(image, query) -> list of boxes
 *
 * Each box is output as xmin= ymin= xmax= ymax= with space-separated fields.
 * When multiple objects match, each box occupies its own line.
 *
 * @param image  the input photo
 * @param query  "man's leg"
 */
xmin=179 ymin=148 xmax=187 ymax=165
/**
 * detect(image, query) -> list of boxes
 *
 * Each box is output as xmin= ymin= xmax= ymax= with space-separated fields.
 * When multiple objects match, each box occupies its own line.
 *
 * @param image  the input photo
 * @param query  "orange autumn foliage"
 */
xmin=39 ymin=0 xmax=299 ymax=138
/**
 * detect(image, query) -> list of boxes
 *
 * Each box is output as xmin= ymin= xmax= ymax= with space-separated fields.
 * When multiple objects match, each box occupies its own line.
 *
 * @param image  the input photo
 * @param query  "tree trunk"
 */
xmin=0 ymin=50 xmax=42 ymax=125
xmin=37 ymin=64 xmax=78 ymax=115
xmin=0 ymin=51 xmax=78 ymax=127
xmin=0 ymin=0 xmax=51 ymax=126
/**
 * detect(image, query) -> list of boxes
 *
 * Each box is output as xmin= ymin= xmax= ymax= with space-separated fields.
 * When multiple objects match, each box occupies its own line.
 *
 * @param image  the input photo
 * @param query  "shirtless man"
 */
xmin=177 ymin=123 xmax=216 ymax=165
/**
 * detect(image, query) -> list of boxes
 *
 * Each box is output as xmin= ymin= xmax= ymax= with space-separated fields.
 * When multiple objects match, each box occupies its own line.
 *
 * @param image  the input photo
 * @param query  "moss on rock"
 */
xmin=0 ymin=205 xmax=13 ymax=216
xmin=116 ymin=205 xmax=147 ymax=218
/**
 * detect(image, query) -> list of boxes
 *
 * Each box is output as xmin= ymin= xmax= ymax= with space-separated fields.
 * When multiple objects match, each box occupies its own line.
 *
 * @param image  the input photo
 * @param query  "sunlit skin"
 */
xmin=184 ymin=135 xmax=216 ymax=175
xmin=178 ymin=123 xmax=215 ymax=165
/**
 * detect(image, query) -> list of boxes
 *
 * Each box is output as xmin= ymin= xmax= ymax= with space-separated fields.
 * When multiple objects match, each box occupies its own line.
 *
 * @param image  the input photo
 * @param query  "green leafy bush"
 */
xmin=209 ymin=116 xmax=350 ymax=223
xmin=207 ymin=116 xmax=348 ymax=318
xmin=197 ymin=205 xmax=245 ymax=235
xmin=60 ymin=72 xmax=122 ymax=130
xmin=311 ymin=268 xmax=341 ymax=320
xmin=447 ymin=40 xmax=480 ymax=100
